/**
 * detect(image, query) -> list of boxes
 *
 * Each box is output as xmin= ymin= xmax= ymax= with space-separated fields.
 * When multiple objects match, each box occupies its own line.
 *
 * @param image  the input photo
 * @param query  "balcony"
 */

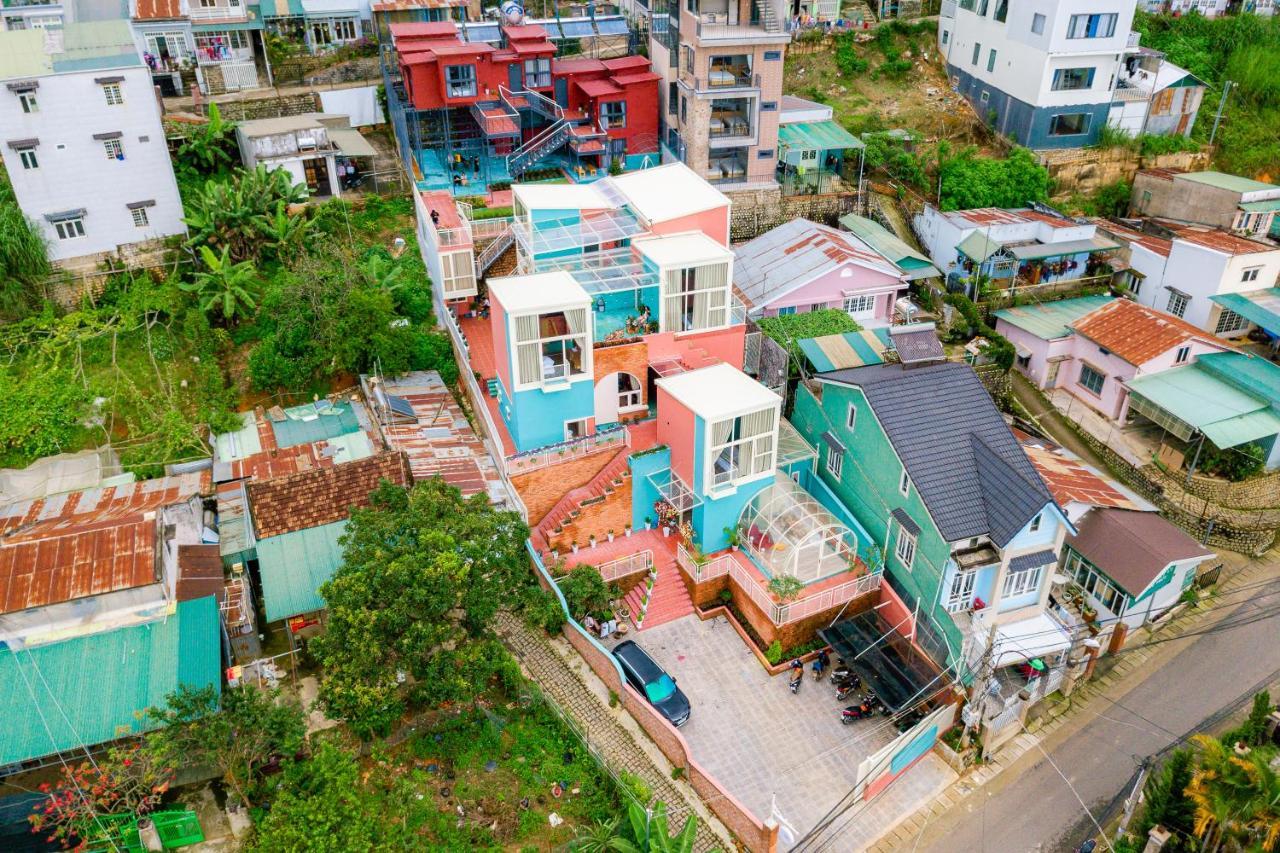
xmin=189 ymin=1 xmax=248 ymax=20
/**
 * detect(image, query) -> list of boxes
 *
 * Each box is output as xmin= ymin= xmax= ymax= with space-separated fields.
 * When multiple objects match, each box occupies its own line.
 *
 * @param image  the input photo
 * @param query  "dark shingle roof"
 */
xmin=819 ymin=362 xmax=1055 ymax=546
xmin=1067 ymin=508 xmax=1213 ymax=596
xmin=1009 ymin=549 xmax=1056 ymax=573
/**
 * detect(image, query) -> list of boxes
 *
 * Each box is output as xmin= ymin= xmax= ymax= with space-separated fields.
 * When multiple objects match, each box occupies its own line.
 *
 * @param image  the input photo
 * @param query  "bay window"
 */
xmin=514 ymin=308 xmax=590 ymax=387
xmin=708 ymin=407 xmax=777 ymax=490
xmin=663 ymin=262 xmax=729 ymax=333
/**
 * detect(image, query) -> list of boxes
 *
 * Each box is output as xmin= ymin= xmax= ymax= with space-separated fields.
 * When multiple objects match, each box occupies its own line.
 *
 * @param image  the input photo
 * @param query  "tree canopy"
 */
xmin=312 ymin=479 xmax=530 ymax=739
xmin=937 ymin=145 xmax=1051 ymax=212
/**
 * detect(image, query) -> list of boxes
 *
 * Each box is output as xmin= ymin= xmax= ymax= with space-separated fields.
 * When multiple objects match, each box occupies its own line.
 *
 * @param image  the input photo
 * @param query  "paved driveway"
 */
xmin=636 ymin=615 xmax=956 ymax=850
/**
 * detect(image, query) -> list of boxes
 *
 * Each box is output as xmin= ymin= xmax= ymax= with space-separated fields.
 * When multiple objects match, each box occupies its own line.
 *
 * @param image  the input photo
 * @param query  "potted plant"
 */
xmin=724 ymin=526 xmax=741 ymax=551
xmin=644 ymin=516 xmax=653 ymax=531
xmin=550 ymin=548 xmax=558 ymax=560
xmin=607 ymin=529 xmax=615 ymax=543
xmin=589 ymin=534 xmax=597 ymax=549
xmin=624 ymin=525 xmax=632 ymax=537
xmin=571 ymin=540 xmax=579 ymax=554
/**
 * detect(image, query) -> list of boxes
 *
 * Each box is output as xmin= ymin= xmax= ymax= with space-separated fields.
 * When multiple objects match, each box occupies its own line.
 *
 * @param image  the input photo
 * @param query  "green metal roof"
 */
xmin=1196 ymin=350 xmax=1280 ymax=408
xmin=994 ymin=295 xmax=1114 ymax=340
xmin=1238 ymin=199 xmax=1280 ymax=213
xmin=213 ymin=410 xmax=262 ymax=462
xmin=838 ymin=214 xmax=940 ymax=279
xmin=798 ymin=328 xmax=893 ymax=372
xmin=957 ymin=230 xmax=1002 ymax=262
xmin=256 ymin=520 xmax=347 ymax=622
xmin=1211 ymin=288 xmax=1280 ymax=335
xmin=1176 ymin=171 xmax=1277 ymax=194
xmin=0 ymin=597 xmax=221 ymax=766
xmin=259 ymin=0 xmax=305 ymax=16
xmin=778 ymin=120 xmax=864 ymax=152
xmin=1126 ymin=364 xmax=1280 ymax=449
xmin=271 ymin=400 xmax=362 ymax=449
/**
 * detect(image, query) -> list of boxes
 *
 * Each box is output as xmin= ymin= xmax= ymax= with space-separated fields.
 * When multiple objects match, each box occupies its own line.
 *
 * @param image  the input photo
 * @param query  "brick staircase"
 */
xmin=538 ymin=448 xmax=632 ymax=543
xmin=622 ymin=556 xmax=694 ymax=631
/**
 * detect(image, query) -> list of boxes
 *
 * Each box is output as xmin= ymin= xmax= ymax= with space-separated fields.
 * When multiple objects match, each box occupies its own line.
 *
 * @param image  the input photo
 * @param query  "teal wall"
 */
xmin=630 ymin=445 xmax=672 ymax=531
xmin=506 ymin=379 xmax=596 ymax=453
xmin=792 ymin=382 xmax=965 ymax=664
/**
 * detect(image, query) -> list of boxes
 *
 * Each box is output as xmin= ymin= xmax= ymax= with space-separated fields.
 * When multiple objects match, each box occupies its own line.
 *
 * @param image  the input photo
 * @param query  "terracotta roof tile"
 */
xmin=1070 ymin=298 xmax=1220 ymax=366
xmin=247 ymin=451 xmax=412 ymax=539
xmin=133 ymin=0 xmax=182 ymax=19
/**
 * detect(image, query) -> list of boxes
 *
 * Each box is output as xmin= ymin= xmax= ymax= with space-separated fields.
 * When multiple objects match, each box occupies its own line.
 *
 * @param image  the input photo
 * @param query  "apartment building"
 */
xmin=939 ymin=0 xmax=1137 ymax=148
xmin=1131 ymin=169 xmax=1280 ymax=240
xmin=0 ymin=21 xmax=187 ymax=266
xmin=649 ymin=0 xmax=790 ymax=189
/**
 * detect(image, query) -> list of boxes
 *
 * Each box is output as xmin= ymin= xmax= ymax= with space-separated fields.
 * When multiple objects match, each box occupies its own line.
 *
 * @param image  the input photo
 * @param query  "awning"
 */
xmin=957 ymin=230 xmax=1002 ymax=262
xmin=1008 ymin=549 xmax=1056 ymax=573
xmin=1006 ymin=235 xmax=1119 ymax=261
xmin=821 ymin=430 xmax=845 ymax=453
xmin=1126 ymin=365 xmax=1280 ymax=448
xmin=1014 ymin=342 xmax=1032 ymax=358
xmin=820 ymin=609 xmax=944 ymax=713
xmin=797 ymin=328 xmax=893 ymax=372
xmin=1239 ymin=199 xmax=1280 ymax=213
xmin=990 ymin=612 xmax=1071 ymax=668
xmin=259 ymin=0 xmax=306 ymax=15
xmin=328 ymin=127 xmax=377 ymax=158
xmin=778 ymin=119 xmax=864 ymax=152
xmin=891 ymin=507 xmax=921 ymax=537
xmin=1211 ymin=288 xmax=1280 ymax=334
xmin=191 ymin=19 xmax=265 ymax=31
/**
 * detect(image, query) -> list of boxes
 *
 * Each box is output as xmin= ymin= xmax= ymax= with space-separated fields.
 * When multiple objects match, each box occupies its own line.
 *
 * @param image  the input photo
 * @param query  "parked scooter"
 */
xmin=812 ymin=649 xmax=830 ymax=682
xmin=788 ymin=659 xmax=804 ymax=695
xmin=841 ymin=691 xmax=885 ymax=724
xmin=835 ymin=680 xmax=862 ymax=702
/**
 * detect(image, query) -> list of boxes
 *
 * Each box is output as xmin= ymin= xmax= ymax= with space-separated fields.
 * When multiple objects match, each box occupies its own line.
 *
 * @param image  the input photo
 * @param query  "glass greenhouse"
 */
xmin=738 ymin=473 xmax=861 ymax=583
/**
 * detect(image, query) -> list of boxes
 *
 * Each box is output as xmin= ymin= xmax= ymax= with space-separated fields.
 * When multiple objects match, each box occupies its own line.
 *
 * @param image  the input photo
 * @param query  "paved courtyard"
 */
xmin=635 ymin=615 xmax=957 ymax=851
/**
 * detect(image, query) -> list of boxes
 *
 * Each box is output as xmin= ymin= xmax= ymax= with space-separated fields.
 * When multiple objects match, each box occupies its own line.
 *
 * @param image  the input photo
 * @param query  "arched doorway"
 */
xmin=593 ymin=371 xmax=644 ymax=426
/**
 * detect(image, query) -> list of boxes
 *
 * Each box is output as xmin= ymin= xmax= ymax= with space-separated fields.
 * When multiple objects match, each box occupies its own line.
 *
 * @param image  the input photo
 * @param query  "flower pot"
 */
xmin=730 ymin=544 xmax=738 ymax=551
xmin=625 ymin=527 xmax=632 ymax=537
xmin=571 ymin=544 xmax=579 ymax=554
xmin=662 ymin=527 xmax=671 ymax=538
xmin=607 ymin=533 xmax=615 ymax=542
xmin=589 ymin=538 xmax=597 ymax=549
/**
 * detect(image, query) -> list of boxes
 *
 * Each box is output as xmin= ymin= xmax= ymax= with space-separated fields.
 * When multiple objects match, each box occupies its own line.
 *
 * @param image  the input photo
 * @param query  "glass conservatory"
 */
xmin=738 ymin=473 xmax=861 ymax=584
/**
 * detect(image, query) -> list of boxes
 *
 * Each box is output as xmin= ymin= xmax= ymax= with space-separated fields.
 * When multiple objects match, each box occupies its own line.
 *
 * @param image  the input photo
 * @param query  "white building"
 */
xmin=938 ymin=0 xmax=1138 ymax=148
xmin=1140 ymin=0 xmax=1274 ymax=17
xmin=1108 ymin=50 xmax=1204 ymax=139
xmin=0 ymin=22 xmax=187 ymax=266
xmin=234 ymin=112 xmax=377 ymax=197
xmin=1097 ymin=219 xmax=1280 ymax=337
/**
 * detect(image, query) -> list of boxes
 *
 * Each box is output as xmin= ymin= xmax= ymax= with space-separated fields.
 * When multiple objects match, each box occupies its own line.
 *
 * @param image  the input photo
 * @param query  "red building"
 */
xmin=389 ymin=21 xmax=658 ymax=189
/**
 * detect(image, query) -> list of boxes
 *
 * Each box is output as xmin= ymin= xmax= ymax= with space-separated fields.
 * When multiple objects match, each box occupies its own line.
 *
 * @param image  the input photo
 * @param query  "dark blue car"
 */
xmin=613 ymin=640 xmax=691 ymax=727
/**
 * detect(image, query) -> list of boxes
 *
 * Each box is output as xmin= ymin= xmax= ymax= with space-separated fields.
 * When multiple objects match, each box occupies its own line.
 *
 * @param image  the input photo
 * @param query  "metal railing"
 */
xmin=500 ymin=84 xmax=566 ymax=121
xmin=598 ymin=550 xmax=654 ymax=582
xmin=476 ymin=225 xmax=515 ymax=274
xmin=698 ymin=72 xmax=760 ymax=91
xmin=506 ymin=424 xmax=630 ymax=475
xmin=709 ymin=120 xmax=754 ymax=140
xmin=189 ymin=2 xmax=246 ymax=19
xmin=470 ymin=215 xmax=514 ymax=243
xmin=774 ymin=573 xmax=882 ymax=625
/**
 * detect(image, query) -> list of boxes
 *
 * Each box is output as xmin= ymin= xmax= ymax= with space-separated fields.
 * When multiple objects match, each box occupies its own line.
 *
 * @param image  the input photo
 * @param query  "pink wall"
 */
xmin=646 ymin=205 xmax=731 ymax=246
xmin=1134 ymin=337 xmax=1229 ymax=373
xmin=645 ymin=326 xmax=747 ymax=370
xmin=656 ymin=385 xmax=697 ymax=487
xmin=760 ymin=265 xmax=903 ymax=320
xmin=490 ymin=299 xmax=511 ymax=392
xmin=1065 ymin=334 xmax=1230 ymax=421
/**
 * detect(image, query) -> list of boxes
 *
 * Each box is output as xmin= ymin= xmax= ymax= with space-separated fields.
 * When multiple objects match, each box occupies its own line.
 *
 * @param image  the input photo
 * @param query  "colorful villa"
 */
xmin=383 ymin=20 xmax=660 ymax=194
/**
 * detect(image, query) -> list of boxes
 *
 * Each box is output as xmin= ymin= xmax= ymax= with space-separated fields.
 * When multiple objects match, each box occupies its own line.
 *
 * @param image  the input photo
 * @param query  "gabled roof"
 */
xmin=994 ymin=295 xmax=1114 ymax=341
xmin=837 ymin=214 xmax=940 ymax=280
xmin=1067 ymin=508 xmax=1213 ymax=596
xmin=1070 ymin=298 xmax=1223 ymax=366
xmin=734 ymin=219 xmax=900 ymax=308
xmin=1157 ymin=220 xmax=1278 ymax=256
xmin=247 ymin=451 xmax=412 ymax=539
xmin=818 ymin=362 xmax=1055 ymax=546
xmin=1020 ymin=441 xmax=1138 ymax=511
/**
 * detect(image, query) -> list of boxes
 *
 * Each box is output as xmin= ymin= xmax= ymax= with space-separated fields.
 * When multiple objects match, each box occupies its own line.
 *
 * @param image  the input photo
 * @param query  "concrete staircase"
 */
xmin=623 ymin=557 xmax=694 ymax=631
xmin=538 ymin=448 xmax=633 ymax=540
xmin=649 ymin=340 xmax=719 ymax=376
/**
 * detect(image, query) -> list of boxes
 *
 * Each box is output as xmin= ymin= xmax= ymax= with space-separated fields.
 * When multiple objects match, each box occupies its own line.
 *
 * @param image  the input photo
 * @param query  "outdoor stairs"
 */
xmin=508 ymin=119 xmax=574 ymax=178
xmin=486 ymin=378 xmax=499 ymax=397
xmin=757 ymin=0 xmax=783 ymax=34
xmin=538 ymin=448 xmax=633 ymax=539
xmin=477 ymin=226 xmax=516 ymax=276
xmin=623 ymin=558 xmax=694 ymax=631
xmin=649 ymin=341 xmax=719 ymax=377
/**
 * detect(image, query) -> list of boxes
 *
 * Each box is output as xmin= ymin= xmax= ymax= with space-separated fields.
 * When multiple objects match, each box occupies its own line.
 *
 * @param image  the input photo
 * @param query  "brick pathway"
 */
xmin=495 ymin=613 xmax=737 ymax=852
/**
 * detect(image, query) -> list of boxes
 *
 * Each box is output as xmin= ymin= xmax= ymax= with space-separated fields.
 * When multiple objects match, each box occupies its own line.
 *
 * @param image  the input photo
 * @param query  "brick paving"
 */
xmin=495 ymin=613 xmax=737 ymax=852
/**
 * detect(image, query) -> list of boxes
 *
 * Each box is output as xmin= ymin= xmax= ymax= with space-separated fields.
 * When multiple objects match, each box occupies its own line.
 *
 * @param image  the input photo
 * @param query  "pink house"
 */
xmin=996 ymin=296 xmax=1232 ymax=421
xmin=733 ymin=219 xmax=910 ymax=327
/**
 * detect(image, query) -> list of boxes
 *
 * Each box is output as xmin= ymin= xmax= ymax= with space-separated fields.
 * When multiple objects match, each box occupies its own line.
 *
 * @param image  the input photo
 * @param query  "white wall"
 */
xmin=318 ymin=86 xmax=384 ymax=127
xmin=1129 ymin=239 xmax=1280 ymax=332
xmin=1 ymin=65 xmax=186 ymax=262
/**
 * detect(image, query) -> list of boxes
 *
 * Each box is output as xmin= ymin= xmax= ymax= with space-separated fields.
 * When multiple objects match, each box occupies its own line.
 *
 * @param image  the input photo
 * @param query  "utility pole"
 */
xmin=1209 ymin=81 xmax=1234 ymax=146
xmin=1116 ymin=758 xmax=1151 ymax=841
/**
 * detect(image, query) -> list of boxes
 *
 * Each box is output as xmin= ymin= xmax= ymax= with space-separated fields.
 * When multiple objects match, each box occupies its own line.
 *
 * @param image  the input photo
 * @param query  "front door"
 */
xmin=1044 ymin=359 xmax=1061 ymax=389
xmin=946 ymin=570 xmax=976 ymax=612
xmin=509 ymin=63 xmax=522 ymax=92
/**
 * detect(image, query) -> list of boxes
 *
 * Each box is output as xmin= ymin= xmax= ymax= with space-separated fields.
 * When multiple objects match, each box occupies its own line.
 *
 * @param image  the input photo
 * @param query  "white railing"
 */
xmin=676 ymin=543 xmax=734 ymax=581
xmin=986 ymin=692 xmax=1022 ymax=733
xmin=217 ymin=60 xmax=259 ymax=92
xmin=470 ymin=216 xmax=514 ymax=243
xmin=506 ymin=425 xmax=630 ymax=475
xmin=189 ymin=3 xmax=247 ymax=19
xmin=775 ymin=573 xmax=882 ymax=625
xmin=598 ymin=550 xmax=654 ymax=582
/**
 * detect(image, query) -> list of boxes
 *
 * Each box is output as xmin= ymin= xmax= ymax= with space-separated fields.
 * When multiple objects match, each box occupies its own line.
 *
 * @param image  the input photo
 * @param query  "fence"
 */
xmin=506 ymin=425 xmax=630 ymax=476
xmin=597 ymin=550 xmax=654 ymax=583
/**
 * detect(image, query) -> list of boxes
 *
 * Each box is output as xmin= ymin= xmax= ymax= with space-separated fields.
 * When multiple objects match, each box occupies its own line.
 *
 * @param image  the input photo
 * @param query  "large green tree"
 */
xmin=312 ymin=479 xmax=530 ymax=739
xmin=938 ymin=145 xmax=1051 ymax=212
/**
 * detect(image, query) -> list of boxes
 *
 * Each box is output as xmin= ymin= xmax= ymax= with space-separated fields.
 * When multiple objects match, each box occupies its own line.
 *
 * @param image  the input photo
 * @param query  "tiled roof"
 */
xmin=1070 ymin=298 xmax=1222 ymax=366
xmin=134 ymin=0 xmax=182 ymax=18
xmin=247 ymin=450 xmax=412 ymax=539
xmin=0 ymin=472 xmax=209 ymax=615
xmin=819 ymin=362 xmax=1054 ymax=546
xmin=1068 ymin=508 xmax=1213 ymax=596
xmin=1021 ymin=443 xmax=1137 ymax=511
xmin=995 ymin=295 xmax=1115 ymax=340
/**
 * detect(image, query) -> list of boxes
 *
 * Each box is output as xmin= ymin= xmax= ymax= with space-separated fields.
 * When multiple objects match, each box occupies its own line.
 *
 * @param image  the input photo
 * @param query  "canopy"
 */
xmin=990 ymin=611 xmax=1071 ymax=668
xmin=1126 ymin=365 xmax=1280 ymax=448
xmin=739 ymin=473 xmax=859 ymax=583
xmin=328 ymin=127 xmax=377 ymax=158
xmin=1005 ymin=235 xmax=1118 ymax=261
xmin=1239 ymin=199 xmax=1280 ymax=213
xmin=1211 ymin=288 xmax=1280 ymax=335
xmin=797 ymin=328 xmax=893 ymax=372
xmin=820 ymin=609 xmax=943 ymax=713
xmin=778 ymin=120 xmax=863 ymax=153
xmin=957 ymin=230 xmax=1002 ymax=262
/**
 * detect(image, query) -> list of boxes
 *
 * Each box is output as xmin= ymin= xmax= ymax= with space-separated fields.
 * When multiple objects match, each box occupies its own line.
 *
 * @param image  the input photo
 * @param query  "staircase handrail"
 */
xmin=477 ymin=225 xmax=515 ymax=274
xmin=501 ymin=84 xmax=565 ymax=121
xmin=508 ymin=119 xmax=571 ymax=176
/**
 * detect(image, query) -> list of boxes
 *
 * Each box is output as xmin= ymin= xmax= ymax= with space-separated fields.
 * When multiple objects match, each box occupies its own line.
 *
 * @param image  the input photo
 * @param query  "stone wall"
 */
xmin=728 ymin=189 xmax=858 ymax=242
xmin=212 ymin=92 xmax=320 ymax=122
xmin=1160 ymin=467 xmax=1280 ymax=511
xmin=1044 ymin=147 xmax=1213 ymax=201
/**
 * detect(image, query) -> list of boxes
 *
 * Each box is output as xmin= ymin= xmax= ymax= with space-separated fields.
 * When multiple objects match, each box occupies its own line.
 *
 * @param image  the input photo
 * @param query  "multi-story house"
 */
xmin=938 ymin=0 xmax=1138 ymax=148
xmin=1108 ymin=50 xmax=1204 ymax=140
xmin=1131 ymin=169 xmax=1280 ymax=241
xmin=914 ymin=204 xmax=1121 ymax=298
xmin=2 ymin=0 xmax=65 ymax=32
xmin=791 ymin=360 xmax=1075 ymax=711
xmin=649 ymin=0 xmax=790 ymax=189
xmin=0 ymin=21 xmax=187 ymax=267
xmin=1097 ymin=218 xmax=1280 ymax=336
xmin=1141 ymin=0 xmax=1275 ymax=17
xmin=127 ymin=0 xmax=274 ymax=93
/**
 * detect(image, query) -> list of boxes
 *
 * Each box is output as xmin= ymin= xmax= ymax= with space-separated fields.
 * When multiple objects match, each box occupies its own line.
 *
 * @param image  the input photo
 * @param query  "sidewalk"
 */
xmin=495 ymin=613 xmax=737 ymax=852
xmin=867 ymin=549 xmax=1276 ymax=853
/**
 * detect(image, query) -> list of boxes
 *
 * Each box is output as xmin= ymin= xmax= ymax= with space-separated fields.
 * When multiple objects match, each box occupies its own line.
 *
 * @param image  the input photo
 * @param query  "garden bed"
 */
xmin=695 ymin=603 xmax=827 ymax=676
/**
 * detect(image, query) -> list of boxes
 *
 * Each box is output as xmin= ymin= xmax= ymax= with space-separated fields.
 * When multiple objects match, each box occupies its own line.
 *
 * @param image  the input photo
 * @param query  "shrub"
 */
xmin=557 ymin=566 xmax=613 ymax=621
xmin=943 ymin=293 xmax=1015 ymax=370
xmin=834 ymin=34 xmax=870 ymax=77
xmin=757 ymin=309 xmax=861 ymax=365
xmin=522 ymin=586 xmax=567 ymax=634
xmin=764 ymin=640 xmax=783 ymax=665
xmin=1199 ymin=440 xmax=1265 ymax=482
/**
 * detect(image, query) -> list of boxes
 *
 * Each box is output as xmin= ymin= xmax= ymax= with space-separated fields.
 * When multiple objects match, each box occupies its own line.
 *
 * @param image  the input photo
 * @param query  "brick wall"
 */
xmin=513 ymin=452 xmax=620 ymax=524
xmin=594 ymin=340 xmax=651 ymax=408
xmin=549 ymin=478 xmax=635 ymax=551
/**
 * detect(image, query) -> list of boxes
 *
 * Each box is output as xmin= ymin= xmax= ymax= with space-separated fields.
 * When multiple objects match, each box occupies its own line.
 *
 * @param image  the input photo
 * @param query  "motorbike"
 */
xmin=788 ymin=659 xmax=804 ymax=695
xmin=835 ymin=681 xmax=862 ymax=702
xmin=812 ymin=651 xmax=829 ymax=682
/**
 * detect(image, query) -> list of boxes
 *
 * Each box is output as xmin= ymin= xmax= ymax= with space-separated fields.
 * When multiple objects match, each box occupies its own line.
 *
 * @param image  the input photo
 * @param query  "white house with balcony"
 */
xmin=0 ymin=22 xmax=186 ymax=266
xmin=234 ymin=112 xmax=376 ymax=197
xmin=939 ymin=0 xmax=1138 ymax=148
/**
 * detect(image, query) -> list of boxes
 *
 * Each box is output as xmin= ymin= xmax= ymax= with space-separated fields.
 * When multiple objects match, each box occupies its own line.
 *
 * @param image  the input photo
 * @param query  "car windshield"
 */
xmin=645 ymin=674 xmax=676 ymax=703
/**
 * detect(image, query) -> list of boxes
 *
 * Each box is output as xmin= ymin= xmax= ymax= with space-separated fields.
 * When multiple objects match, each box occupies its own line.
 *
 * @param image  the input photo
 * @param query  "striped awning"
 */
xmin=797 ymin=328 xmax=893 ymax=372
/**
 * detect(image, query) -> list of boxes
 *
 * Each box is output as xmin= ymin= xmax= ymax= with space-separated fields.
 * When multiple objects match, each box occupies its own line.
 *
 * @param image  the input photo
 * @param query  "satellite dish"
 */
xmin=501 ymin=0 xmax=525 ymax=25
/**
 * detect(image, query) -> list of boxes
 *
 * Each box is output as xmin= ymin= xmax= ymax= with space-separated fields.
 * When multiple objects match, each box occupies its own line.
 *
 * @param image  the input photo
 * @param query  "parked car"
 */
xmin=613 ymin=640 xmax=691 ymax=727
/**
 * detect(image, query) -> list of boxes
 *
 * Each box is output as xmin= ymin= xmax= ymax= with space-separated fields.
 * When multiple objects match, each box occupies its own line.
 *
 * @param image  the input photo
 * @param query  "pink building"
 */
xmin=733 ymin=219 xmax=911 ymax=327
xmin=996 ymin=296 xmax=1231 ymax=421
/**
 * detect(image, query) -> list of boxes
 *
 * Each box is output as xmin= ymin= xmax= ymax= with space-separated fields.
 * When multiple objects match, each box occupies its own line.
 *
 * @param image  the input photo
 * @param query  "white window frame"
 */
xmin=1078 ymin=363 xmax=1106 ymax=395
xmin=1214 ymin=309 xmax=1249 ymax=335
xmin=564 ymin=418 xmax=590 ymax=441
xmin=898 ymin=469 xmax=910 ymax=497
xmin=513 ymin=308 xmax=591 ymax=389
xmin=895 ymin=525 xmax=916 ymax=569
xmin=707 ymin=407 xmax=778 ymax=491
xmin=842 ymin=293 xmax=876 ymax=316
xmin=1241 ymin=266 xmax=1261 ymax=283
xmin=445 ymin=64 xmax=477 ymax=98
xmin=1175 ymin=344 xmax=1191 ymax=363
xmin=1031 ymin=12 xmax=1045 ymax=34
xmin=664 ymin=263 xmax=729 ymax=334
xmin=17 ymin=147 xmax=37 ymax=170
xmin=131 ymin=207 xmax=149 ymax=227
xmin=1002 ymin=563 xmax=1043 ymax=599
xmin=1029 ymin=512 xmax=1042 ymax=533
xmin=54 ymin=218 xmax=85 ymax=240
xmin=1166 ymin=290 xmax=1189 ymax=319
xmin=102 ymin=82 xmax=124 ymax=106
xmin=18 ymin=91 xmax=37 ymax=113
xmin=617 ymin=372 xmax=643 ymax=410
xmin=826 ymin=444 xmax=843 ymax=478
xmin=103 ymin=138 xmax=124 ymax=160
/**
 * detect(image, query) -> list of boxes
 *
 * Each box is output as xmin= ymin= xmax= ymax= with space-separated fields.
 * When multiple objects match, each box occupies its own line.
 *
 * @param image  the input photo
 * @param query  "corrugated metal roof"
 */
xmin=1209 ymin=288 xmax=1280 ymax=335
xmin=818 ymin=362 xmax=1055 ymax=546
xmin=270 ymin=400 xmax=361 ymax=449
xmin=734 ymin=219 xmax=900 ymax=307
xmin=1238 ymin=199 xmax=1280 ymax=213
xmin=798 ymin=329 xmax=892 ymax=372
xmin=956 ymin=230 xmax=1002 ymax=262
xmin=778 ymin=119 xmax=863 ymax=152
xmin=1175 ymin=171 xmax=1278 ymax=195
xmin=1006 ymin=235 xmax=1118 ymax=260
xmin=837 ymin=214 xmax=938 ymax=279
xmin=256 ymin=520 xmax=346 ymax=622
xmin=1126 ymin=364 xmax=1280 ymax=448
xmin=994 ymin=295 xmax=1114 ymax=340
xmin=0 ymin=597 xmax=221 ymax=766
xmin=1021 ymin=443 xmax=1137 ymax=511
xmin=1196 ymin=350 xmax=1280 ymax=408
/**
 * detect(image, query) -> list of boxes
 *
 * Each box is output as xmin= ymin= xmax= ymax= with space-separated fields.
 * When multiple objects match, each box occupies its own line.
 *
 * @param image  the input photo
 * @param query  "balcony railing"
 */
xmin=709 ymin=119 xmax=754 ymax=140
xmin=506 ymin=424 xmax=630 ymax=474
xmin=698 ymin=72 xmax=760 ymax=91
xmin=189 ymin=2 xmax=247 ymax=19
xmin=598 ymin=550 xmax=654 ymax=582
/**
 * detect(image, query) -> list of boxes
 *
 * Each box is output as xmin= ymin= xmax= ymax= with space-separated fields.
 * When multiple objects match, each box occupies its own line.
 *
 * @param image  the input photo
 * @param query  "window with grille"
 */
xmin=104 ymin=138 xmax=124 ymax=159
xmin=825 ymin=444 xmax=843 ymax=478
xmin=445 ymin=64 xmax=477 ymax=98
xmin=895 ymin=526 xmax=916 ymax=569
xmin=1078 ymin=363 xmax=1106 ymax=395
xmin=1166 ymin=290 xmax=1189 ymax=318
xmin=1002 ymin=563 xmax=1043 ymax=598
xmin=600 ymin=100 xmax=626 ymax=129
xmin=102 ymin=83 xmax=124 ymax=105
xmin=54 ymin=218 xmax=85 ymax=240
xmin=523 ymin=57 xmax=551 ymax=88
xmin=1215 ymin=309 xmax=1249 ymax=335
xmin=131 ymin=207 xmax=149 ymax=227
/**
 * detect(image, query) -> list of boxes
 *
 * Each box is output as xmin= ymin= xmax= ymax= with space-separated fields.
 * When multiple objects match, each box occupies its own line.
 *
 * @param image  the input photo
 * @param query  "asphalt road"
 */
xmin=911 ymin=553 xmax=1280 ymax=853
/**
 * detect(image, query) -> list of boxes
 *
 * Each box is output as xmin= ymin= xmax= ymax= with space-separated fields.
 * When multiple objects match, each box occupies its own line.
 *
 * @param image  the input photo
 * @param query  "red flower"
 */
xmin=122 ymin=758 xmax=133 ymax=767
